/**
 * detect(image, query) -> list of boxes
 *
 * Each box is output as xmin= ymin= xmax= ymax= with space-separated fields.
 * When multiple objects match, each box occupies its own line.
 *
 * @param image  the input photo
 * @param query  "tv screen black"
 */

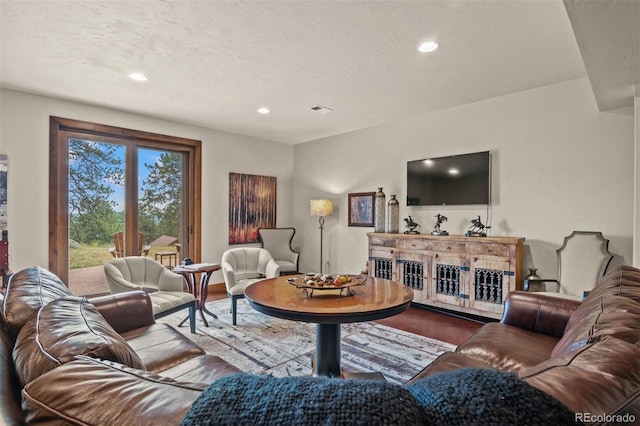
xmin=407 ymin=151 xmax=490 ymax=206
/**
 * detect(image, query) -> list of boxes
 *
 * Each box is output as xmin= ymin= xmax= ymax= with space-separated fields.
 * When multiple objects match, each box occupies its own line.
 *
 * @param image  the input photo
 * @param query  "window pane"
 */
xmin=67 ymin=138 xmax=125 ymax=295
xmin=138 ymin=148 xmax=183 ymax=269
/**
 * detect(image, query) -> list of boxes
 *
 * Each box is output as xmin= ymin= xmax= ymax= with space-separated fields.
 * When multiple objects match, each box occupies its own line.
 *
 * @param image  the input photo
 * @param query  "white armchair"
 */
xmin=221 ymin=248 xmax=281 ymax=325
xmin=104 ymin=256 xmax=196 ymax=332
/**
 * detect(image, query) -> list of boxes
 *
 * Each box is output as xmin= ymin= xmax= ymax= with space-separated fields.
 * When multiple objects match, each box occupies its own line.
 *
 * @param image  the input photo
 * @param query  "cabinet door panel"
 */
xmin=430 ymin=254 xmax=467 ymax=307
xmin=369 ymin=248 xmax=395 ymax=280
xmin=396 ymin=253 xmax=428 ymax=304
xmin=469 ymin=259 xmax=511 ymax=315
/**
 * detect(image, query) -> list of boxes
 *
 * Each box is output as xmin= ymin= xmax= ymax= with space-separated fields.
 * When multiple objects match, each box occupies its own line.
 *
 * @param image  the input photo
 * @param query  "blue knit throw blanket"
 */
xmin=182 ymin=369 xmax=578 ymax=426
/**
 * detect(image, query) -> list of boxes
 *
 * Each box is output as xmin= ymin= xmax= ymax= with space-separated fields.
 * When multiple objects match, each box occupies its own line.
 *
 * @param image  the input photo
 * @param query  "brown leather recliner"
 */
xmin=1 ymin=266 xmax=240 ymax=425
xmin=408 ymin=265 xmax=640 ymax=421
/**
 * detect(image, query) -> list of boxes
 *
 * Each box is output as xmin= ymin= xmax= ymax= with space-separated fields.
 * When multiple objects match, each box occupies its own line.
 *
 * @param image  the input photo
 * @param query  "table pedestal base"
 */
xmin=176 ymin=268 xmax=219 ymax=327
xmin=315 ymin=324 xmax=341 ymax=377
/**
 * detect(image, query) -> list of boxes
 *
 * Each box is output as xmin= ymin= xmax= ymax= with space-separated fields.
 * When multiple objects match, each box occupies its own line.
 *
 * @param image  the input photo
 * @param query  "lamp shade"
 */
xmin=310 ymin=199 xmax=333 ymax=217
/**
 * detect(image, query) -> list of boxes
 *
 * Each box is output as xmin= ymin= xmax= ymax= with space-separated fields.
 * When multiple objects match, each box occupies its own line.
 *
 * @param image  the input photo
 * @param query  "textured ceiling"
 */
xmin=564 ymin=0 xmax=640 ymax=114
xmin=0 ymin=1 xmax=626 ymax=144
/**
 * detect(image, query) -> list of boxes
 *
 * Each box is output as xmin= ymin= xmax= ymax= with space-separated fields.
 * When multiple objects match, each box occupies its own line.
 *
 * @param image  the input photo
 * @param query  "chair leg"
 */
xmin=231 ymin=295 xmax=238 ymax=326
xmin=189 ymin=303 xmax=196 ymax=334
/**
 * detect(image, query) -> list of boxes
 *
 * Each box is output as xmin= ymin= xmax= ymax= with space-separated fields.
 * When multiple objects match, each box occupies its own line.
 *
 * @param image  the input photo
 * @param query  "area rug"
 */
xmin=158 ymin=298 xmax=456 ymax=385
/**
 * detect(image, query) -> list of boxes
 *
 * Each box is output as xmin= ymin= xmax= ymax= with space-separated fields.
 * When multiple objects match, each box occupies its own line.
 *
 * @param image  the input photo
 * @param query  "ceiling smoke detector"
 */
xmin=310 ymin=105 xmax=333 ymax=114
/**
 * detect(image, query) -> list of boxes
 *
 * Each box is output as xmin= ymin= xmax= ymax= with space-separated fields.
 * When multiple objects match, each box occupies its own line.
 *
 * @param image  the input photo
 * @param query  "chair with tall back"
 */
xmin=257 ymin=227 xmax=299 ymax=275
xmin=524 ymin=231 xmax=613 ymax=300
xmin=221 ymin=247 xmax=280 ymax=325
xmin=109 ymin=232 xmax=151 ymax=258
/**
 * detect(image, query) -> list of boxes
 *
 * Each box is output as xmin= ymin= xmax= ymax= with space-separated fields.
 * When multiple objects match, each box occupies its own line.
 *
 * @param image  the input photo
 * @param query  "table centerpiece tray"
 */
xmin=286 ymin=274 xmax=367 ymax=298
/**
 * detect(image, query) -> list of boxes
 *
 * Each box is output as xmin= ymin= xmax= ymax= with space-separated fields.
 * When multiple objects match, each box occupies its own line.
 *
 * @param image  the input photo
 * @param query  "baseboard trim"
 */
xmin=410 ymin=302 xmax=495 ymax=324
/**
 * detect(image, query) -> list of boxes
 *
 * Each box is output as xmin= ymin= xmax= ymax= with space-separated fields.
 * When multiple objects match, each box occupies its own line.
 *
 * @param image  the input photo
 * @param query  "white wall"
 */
xmin=635 ymin=86 xmax=640 ymax=267
xmin=1 ymin=77 xmax=634 ymax=284
xmin=293 ymin=78 xmax=635 ymax=278
xmin=0 ymin=89 xmax=295 ymax=284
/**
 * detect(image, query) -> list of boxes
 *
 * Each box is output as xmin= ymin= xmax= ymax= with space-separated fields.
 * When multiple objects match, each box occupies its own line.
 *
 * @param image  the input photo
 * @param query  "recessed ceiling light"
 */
xmin=448 ymin=168 xmax=459 ymax=175
xmin=418 ymin=41 xmax=439 ymax=53
xmin=129 ymin=72 xmax=148 ymax=81
xmin=310 ymin=105 xmax=333 ymax=113
xmin=257 ymin=107 xmax=271 ymax=114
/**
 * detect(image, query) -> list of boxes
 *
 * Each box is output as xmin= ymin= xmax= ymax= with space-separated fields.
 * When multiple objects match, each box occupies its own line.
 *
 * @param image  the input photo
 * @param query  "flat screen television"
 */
xmin=406 ymin=151 xmax=491 ymax=206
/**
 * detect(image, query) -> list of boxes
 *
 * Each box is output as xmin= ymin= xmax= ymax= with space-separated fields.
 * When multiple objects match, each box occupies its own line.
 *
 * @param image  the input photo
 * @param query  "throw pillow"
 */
xmin=182 ymin=374 xmax=427 ymax=426
xmin=1 ymin=266 xmax=72 ymax=337
xmin=407 ymin=368 xmax=578 ymax=425
xmin=12 ymin=296 xmax=145 ymax=386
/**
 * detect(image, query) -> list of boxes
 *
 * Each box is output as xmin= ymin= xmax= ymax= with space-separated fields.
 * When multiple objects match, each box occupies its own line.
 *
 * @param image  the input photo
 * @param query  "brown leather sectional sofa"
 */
xmin=1 ymin=266 xmax=240 ymax=425
xmin=409 ymin=265 xmax=640 ymax=423
xmin=2 ymin=264 xmax=640 ymax=424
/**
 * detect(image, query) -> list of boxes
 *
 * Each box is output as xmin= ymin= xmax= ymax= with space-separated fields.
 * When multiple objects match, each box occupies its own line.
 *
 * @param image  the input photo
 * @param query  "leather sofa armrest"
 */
xmin=88 ymin=291 xmax=155 ymax=334
xmin=501 ymin=291 xmax=582 ymax=338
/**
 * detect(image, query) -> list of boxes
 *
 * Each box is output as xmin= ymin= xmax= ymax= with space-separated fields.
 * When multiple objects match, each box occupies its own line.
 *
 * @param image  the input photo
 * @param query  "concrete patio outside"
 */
xmin=69 ymin=264 xmax=109 ymax=296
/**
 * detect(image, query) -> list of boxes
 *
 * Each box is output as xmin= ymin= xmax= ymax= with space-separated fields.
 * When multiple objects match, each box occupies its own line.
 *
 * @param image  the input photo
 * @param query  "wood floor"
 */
xmin=205 ymin=284 xmax=484 ymax=346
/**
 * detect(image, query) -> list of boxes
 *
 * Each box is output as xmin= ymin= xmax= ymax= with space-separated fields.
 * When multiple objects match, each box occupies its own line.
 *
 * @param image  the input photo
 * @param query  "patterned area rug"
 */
xmin=159 ymin=298 xmax=455 ymax=385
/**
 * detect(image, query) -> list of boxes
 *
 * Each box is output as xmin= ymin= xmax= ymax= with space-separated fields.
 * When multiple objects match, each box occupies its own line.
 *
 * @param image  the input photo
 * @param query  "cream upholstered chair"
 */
xmin=221 ymin=247 xmax=281 ymax=325
xmin=104 ymin=256 xmax=196 ymax=332
xmin=258 ymin=227 xmax=300 ymax=275
xmin=524 ymin=231 xmax=613 ymax=300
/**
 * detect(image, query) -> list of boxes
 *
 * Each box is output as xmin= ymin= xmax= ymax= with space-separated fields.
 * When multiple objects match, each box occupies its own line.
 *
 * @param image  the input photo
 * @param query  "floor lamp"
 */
xmin=310 ymin=199 xmax=333 ymax=273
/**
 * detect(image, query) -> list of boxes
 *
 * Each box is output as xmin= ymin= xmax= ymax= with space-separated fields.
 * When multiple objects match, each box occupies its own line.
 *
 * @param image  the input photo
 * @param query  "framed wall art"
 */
xmin=229 ymin=172 xmax=276 ymax=244
xmin=348 ymin=192 xmax=375 ymax=227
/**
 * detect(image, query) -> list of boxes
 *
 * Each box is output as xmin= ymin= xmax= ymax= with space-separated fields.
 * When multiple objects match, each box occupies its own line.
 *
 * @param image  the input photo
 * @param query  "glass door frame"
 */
xmin=49 ymin=116 xmax=202 ymax=285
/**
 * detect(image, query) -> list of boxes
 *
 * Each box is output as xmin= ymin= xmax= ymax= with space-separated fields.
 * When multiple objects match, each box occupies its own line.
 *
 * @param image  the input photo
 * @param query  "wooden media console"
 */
xmin=367 ymin=233 xmax=525 ymax=319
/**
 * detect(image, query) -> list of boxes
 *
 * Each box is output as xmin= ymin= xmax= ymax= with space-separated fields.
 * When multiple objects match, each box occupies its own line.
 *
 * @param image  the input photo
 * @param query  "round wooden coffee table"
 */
xmin=244 ymin=275 xmax=413 ymax=377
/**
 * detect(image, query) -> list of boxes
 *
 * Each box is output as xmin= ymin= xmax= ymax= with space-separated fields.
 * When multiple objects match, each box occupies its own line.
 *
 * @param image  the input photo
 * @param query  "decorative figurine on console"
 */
xmin=466 ymin=215 xmax=490 ymax=237
xmin=403 ymin=216 xmax=421 ymax=234
xmin=431 ymin=214 xmax=448 ymax=236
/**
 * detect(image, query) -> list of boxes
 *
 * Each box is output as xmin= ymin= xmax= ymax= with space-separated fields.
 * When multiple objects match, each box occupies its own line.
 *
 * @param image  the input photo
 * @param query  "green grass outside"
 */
xmin=69 ymin=244 xmax=179 ymax=269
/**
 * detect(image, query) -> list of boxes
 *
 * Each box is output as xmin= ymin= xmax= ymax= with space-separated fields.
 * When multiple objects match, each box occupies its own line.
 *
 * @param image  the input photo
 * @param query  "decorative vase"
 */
xmin=374 ymin=187 xmax=386 ymax=232
xmin=524 ymin=268 xmax=541 ymax=281
xmin=386 ymin=195 xmax=399 ymax=233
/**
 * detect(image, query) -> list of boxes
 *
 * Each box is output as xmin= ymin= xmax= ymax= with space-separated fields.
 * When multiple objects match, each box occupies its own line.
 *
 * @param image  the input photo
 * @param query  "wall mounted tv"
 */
xmin=407 ymin=151 xmax=491 ymax=206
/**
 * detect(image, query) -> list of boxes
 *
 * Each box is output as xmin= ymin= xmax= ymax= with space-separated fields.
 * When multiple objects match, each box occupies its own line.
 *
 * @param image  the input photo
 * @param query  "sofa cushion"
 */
xmin=159 ymin=354 xmax=242 ymax=384
xmin=456 ymin=322 xmax=560 ymax=372
xmin=12 ymin=297 xmax=145 ymax=386
xmin=406 ymin=352 xmax=494 ymax=384
xmin=120 ymin=323 xmax=205 ymax=373
xmin=182 ymin=374 xmax=428 ymax=425
xmin=552 ymin=266 xmax=640 ymax=357
xmin=552 ymin=296 xmax=640 ymax=358
xmin=521 ymin=337 xmax=640 ymax=419
xmin=1 ymin=266 xmax=72 ymax=338
xmin=585 ymin=265 xmax=640 ymax=303
xmin=22 ymin=356 xmax=208 ymax=425
xmin=408 ymin=368 xmax=577 ymax=426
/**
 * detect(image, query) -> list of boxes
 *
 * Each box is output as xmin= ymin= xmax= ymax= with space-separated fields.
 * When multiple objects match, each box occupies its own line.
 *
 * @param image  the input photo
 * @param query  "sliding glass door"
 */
xmin=50 ymin=117 xmax=201 ymax=295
